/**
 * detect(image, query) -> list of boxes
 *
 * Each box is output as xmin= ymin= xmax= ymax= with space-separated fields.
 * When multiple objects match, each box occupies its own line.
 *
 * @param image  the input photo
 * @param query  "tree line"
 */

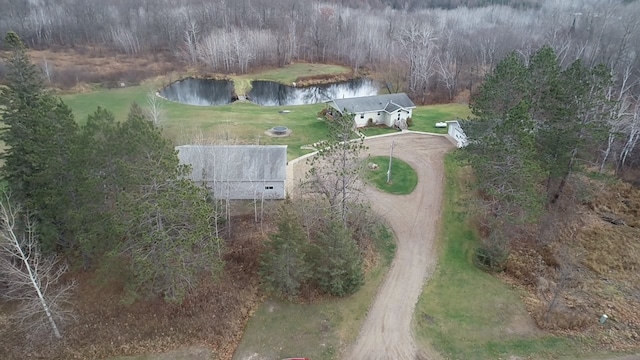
xmin=462 ymin=46 xmax=620 ymax=263
xmin=459 ymin=46 xmax=635 ymax=325
xmin=0 ymin=32 xmax=223 ymax=338
xmin=1 ymin=0 xmax=639 ymax=106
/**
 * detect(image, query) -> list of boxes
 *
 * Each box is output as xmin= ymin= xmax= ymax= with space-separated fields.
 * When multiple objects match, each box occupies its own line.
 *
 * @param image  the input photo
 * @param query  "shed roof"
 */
xmin=328 ymin=93 xmax=415 ymax=114
xmin=176 ymin=145 xmax=287 ymax=182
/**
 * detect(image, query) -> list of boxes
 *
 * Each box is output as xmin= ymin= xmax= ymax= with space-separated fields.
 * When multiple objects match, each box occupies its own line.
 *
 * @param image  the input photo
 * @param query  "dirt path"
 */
xmin=288 ymin=132 xmax=453 ymax=359
xmin=345 ymin=133 xmax=452 ymax=360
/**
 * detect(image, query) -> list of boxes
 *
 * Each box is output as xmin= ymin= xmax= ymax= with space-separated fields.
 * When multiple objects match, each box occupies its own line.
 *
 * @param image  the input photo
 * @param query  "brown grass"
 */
xmin=0 ymin=214 xmax=272 ymax=360
xmin=502 ymin=177 xmax=640 ymax=351
xmin=0 ymin=47 xmax=188 ymax=90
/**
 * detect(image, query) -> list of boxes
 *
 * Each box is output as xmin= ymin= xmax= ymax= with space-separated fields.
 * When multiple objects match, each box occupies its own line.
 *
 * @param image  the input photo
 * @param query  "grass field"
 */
xmin=59 ymin=63 xmax=470 ymax=161
xmin=61 ymin=85 xmax=470 ymax=160
xmin=365 ymin=156 xmax=418 ymax=195
xmin=414 ymin=154 xmax=585 ymax=359
xmin=410 ymin=103 xmax=472 ymax=134
xmin=359 ymin=126 xmax=399 ymax=137
xmin=62 ymin=88 xmax=330 ymax=160
xmin=233 ymin=227 xmax=395 ymax=360
xmin=232 ymin=63 xmax=351 ymax=95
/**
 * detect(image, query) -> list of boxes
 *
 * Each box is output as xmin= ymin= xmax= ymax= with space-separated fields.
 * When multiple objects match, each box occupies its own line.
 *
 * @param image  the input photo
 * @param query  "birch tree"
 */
xmin=619 ymin=99 xmax=640 ymax=169
xmin=145 ymin=90 xmax=166 ymax=126
xmin=0 ymin=195 xmax=75 ymax=339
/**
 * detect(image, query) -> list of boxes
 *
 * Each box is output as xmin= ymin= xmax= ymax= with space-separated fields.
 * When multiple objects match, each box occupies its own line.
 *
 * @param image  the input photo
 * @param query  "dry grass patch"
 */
xmin=0 ymin=214 xmax=273 ymax=360
xmin=504 ymin=177 xmax=640 ymax=353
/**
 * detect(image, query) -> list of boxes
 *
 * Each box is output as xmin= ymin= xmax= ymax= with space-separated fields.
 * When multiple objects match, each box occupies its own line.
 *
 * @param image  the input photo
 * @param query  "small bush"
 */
xmin=474 ymin=231 xmax=509 ymax=272
xmin=367 ymin=118 xmax=374 ymax=127
xmin=406 ymin=117 xmax=413 ymax=127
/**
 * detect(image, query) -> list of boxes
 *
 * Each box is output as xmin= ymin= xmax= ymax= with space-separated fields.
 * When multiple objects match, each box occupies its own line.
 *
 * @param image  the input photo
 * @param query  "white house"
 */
xmin=176 ymin=145 xmax=287 ymax=200
xmin=326 ymin=93 xmax=416 ymax=128
xmin=446 ymin=120 xmax=468 ymax=148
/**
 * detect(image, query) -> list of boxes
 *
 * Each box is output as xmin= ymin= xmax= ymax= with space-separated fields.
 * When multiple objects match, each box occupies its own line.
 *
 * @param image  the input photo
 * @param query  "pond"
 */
xmin=159 ymin=78 xmax=234 ymax=106
xmin=248 ymin=78 xmax=378 ymax=106
xmin=159 ymin=77 xmax=378 ymax=107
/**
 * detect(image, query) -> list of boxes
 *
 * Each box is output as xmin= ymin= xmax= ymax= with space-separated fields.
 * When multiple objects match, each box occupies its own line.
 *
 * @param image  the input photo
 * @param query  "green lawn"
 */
xmin=410 ymin=103 xmax=471 ymax=134
xmin=233 ymin=227 xmax=395 ymax=360
xmin=232 ymin=63 xmax=351 ymax=95
xmin=365 ymin=156 xmax=418 ymax=195
xmin=61 ymin=86 xmax=470 ymax=161
xmin=414 ymin=154 xmax=584 ymax=359
xmin=359 ymin=126 xmax=400 ymax=137
xmin=62 ymin=89 xmax=329 ymax=160
xmin=60 ymin=62 xmax=469 ymax=161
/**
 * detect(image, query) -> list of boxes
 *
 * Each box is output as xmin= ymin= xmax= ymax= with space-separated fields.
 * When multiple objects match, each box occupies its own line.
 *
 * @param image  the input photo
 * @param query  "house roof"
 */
xmin=176 ymin=145 xmax=287 ymax=182
xmin=328 ymin=93 xmax=416 ymax=114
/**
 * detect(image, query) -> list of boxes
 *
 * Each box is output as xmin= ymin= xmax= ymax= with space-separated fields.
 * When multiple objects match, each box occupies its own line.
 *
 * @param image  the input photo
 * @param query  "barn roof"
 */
xmin=176 ymin=145 xmax=287 ymax=182
xmin=328 ymin=93 xmax=415 ymax=114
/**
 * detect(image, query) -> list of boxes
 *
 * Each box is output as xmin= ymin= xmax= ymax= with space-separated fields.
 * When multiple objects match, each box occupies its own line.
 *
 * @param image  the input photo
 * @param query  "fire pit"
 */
xmin=272 ymin=126 xmax=289 ymax=135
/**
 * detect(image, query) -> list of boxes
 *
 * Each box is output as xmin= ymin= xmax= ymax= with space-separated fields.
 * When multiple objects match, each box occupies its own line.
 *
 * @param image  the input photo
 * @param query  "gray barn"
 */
xmin=176 ymin=145 xmax=287 ymax=200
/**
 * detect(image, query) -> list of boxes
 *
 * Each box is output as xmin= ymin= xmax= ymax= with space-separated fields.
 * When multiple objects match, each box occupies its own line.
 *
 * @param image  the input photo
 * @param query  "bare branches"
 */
xmin=0 ymin=193 xmax=75 ymax=340
xmin=303 ymin=113 xmax=367 ymax=223
xmin=145 ymin=90 xmax=166 ymax=126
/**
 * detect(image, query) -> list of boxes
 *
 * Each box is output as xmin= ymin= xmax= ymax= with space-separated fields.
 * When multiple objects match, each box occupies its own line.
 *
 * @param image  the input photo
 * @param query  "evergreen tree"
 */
xmin=310 ymin=219 xmax=364 ymax=297
xmin=71 ymin=107 xmax=121 ymax=267
xmin=0 ymin=32 xmax=79 ymax=251
xmin=464 ymin=46 xmax=614 ymax=210
xmin=259 ymin=198 xmax=310 ymax=300
xmin=111 ymin=106 xmax=223 ymax=303
xmin=464 ymin=52 xmax=543 ymax=219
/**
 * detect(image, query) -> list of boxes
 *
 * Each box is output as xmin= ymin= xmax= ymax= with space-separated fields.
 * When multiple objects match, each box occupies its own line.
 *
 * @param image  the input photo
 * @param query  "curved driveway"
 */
xmin=347 ymin=133 xmax=452 ymax=360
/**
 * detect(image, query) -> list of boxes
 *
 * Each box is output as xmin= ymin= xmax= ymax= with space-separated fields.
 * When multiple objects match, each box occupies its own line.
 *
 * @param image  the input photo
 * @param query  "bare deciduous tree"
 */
xmin=40 ymin=57 xmax=53 ymax=83
xmin=145 ymin=90 xmax=166 ymax=126
xmin=0 ymin=194 xmax=75 ymax=339
xmin=304 ymin=113 xmax=367 ymax=223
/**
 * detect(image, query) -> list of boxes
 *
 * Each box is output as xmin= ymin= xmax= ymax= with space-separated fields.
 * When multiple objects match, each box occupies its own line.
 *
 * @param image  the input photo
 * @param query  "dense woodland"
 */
xmin=1 ymin=0 xmax=640 ymax=105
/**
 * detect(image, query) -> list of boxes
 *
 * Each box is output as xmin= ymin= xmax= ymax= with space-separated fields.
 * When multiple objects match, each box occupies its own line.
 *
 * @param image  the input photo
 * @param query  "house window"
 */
xmin=377 ymin=112 xmax=380 ymax=116
xmin=265 ymin=186 xmax=274 ymax=190
xmin=360 ymin=114 xmax=364 ymax=118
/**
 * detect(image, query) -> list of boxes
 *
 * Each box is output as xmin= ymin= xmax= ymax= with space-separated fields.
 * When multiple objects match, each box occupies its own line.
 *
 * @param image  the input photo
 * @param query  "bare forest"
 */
xmin=1 ymin=0 xmax=640 ymax=105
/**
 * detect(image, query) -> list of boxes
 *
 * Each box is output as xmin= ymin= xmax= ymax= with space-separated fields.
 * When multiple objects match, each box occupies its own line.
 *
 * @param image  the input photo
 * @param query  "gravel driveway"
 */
xmin=347 ymin=133 xmax=452 ymax=360
xmin=288 ymin=132 xmax=453 ymax=359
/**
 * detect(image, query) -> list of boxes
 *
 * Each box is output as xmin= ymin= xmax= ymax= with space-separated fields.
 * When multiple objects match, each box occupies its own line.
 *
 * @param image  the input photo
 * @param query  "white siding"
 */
xmin=446 ymin=121 xmax=467 ymax=148
xmin=355 ymin=111 xmax=385 ymax=127
xmin=385 ymin=109 xmax=413 ymax=127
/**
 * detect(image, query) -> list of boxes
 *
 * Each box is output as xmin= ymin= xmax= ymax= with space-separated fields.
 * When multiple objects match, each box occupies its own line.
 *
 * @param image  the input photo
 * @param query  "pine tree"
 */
xmin=0 ymin=32 xmax=79 ymax=251
xmin=260 ymin=198 xmax=309 ymax=300
xmin=112 ymin=106 xmax=223 ymax=303
xmin=71 ymin=107 xmax=121 ymax=267
xmin=310 ymin=219 xmax=364 ymax=297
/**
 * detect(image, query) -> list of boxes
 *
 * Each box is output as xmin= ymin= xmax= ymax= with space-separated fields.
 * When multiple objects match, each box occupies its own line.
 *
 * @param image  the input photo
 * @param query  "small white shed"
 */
xmin=446 ymin=120 xmax=468 ymax=148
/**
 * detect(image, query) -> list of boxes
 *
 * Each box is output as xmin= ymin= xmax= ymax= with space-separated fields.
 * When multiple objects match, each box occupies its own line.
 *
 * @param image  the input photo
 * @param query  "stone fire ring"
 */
xmin=265 ymin=126 xmax=292 ymax=137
